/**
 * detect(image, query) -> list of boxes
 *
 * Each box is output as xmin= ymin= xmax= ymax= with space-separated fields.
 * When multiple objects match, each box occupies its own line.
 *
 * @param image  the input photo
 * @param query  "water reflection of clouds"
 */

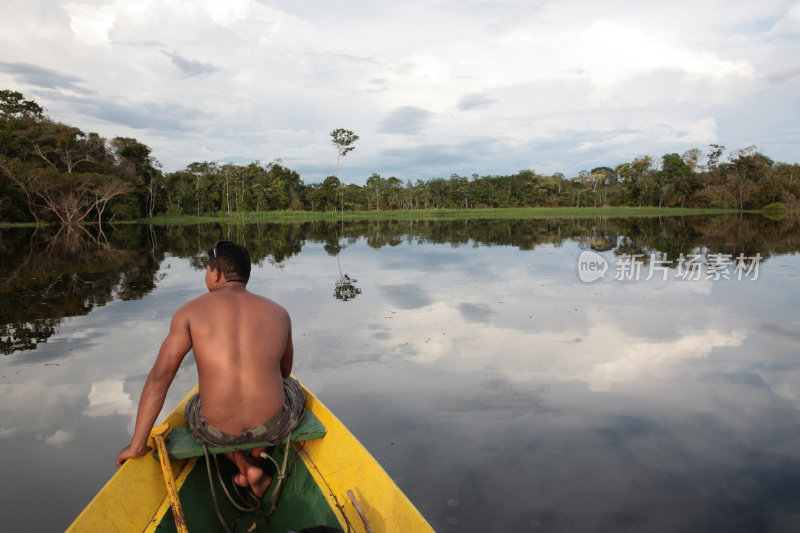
xmin=457 ymin=302 xmax=495 ymax=323
xmin=380 ymin=284 xmax=433 ymax=310
xmin=83 ymin=380 xmax=133 ymax=417
xmin=285 ymin=233 xmax=800 ymax=527
xmin=0 ymin=380 xmax=86 ymax=447
xmin=325 ymin=243 xmax=742 ymax=390
xmin=0 ymin=258 xmax=203 ymax=457
xmin=577 ymin=327 xmax=746 ymax=391
xmin=758 ymin=322 xmax=800 ymax=345
xmin=4 ymin=233 xmax=800 ymax=531
xmin=346 ymin=299 xmax=748 ymax=393
xmin=308 ymin=353 xmax=800 ymax=532
xmin=42 ymin=429 xmax=74 ymax=447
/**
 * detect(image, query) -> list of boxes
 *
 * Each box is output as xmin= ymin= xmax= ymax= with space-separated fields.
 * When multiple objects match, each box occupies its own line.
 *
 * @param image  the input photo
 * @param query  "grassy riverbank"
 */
xmin=0 ymin=206 xmax=748 ymax=228
xmin=138 ymin=206 xmax=743 ymax=225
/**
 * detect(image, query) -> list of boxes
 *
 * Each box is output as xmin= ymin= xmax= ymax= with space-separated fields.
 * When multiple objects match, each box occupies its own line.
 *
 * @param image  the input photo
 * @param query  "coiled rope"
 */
xmin=202 ymin=432 xmax=293 ymax=533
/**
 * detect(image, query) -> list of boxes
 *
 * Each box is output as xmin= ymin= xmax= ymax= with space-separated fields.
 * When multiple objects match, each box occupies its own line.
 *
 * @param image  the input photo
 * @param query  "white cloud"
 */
xmin=63 ymin=2 xmax=116 ymax=45
xmin=195 ymin=0 xmax=253 ymax=28
xmin=0 ymin=0 xmax=796 ymax=182
xmin=577 ymin=117 xmax=718 ymax=152
xmin=764 ymin=59 xmax=800 ymax=84
xmin=769 ymin=2 xmax=800 ymax=35
xmin=578 ymin=19 xmax=754 ymax=83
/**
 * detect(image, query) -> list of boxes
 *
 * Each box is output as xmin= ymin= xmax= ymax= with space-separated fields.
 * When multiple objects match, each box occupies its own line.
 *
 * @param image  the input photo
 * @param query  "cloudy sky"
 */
xmin=1 ymin=0 xmax=798 ymax=184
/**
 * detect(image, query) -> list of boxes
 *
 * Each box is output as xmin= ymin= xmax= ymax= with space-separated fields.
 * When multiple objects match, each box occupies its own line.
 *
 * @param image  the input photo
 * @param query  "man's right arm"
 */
xmin=116 ymin=307 xmax=193 ymax=466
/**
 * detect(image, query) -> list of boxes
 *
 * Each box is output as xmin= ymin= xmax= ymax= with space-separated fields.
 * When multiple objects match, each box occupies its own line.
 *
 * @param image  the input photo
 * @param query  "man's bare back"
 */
xmin=181 ymin=283 xmax=292 ymax=435
xmin=116 ymin=241 xmax=298 ymax=497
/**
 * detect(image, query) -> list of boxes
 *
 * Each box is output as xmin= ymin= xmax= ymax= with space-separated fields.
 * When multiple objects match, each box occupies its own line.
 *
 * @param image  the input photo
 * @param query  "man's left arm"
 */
xmin=116 ymin=308 xmax=193 ymax=466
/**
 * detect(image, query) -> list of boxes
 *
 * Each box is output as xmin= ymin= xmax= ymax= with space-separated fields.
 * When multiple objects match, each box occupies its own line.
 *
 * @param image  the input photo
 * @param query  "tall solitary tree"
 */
xmin=330 ymin=128 xmax=358 ymax=179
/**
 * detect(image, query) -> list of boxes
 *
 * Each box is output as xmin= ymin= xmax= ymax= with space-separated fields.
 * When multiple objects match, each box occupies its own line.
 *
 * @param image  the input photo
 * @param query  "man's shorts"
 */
xmin=184 ymin=377 xmax=306 ymax=447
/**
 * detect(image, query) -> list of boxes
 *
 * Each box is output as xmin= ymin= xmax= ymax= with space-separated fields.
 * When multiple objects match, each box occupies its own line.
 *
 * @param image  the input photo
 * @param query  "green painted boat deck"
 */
xmin=158 ymin=445 xmax=342 ymax=532
xmin=164 ymin=410 xmax=327 ymax=459
xmin=156 ymin=410 xmax=342 ymax=532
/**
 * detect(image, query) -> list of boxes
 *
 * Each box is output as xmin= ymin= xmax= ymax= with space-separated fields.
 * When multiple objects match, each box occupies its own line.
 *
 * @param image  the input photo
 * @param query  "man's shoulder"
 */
xmin=192 ymin=289 xmax=286 ymax=311
xmin=173 ymin=292 xmax=216 ymax=317
xmin=178 ymin=289 xmax=288 ymax=318
xmin=182 ymin=291 xmax=214 ymax=307
xmin=250 ymin=292 xmax=289 ymax=315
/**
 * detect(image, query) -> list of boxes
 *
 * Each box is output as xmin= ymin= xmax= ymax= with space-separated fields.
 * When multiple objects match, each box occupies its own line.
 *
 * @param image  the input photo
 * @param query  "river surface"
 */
xmin=2 ymin=215 xmax=800 ymax=532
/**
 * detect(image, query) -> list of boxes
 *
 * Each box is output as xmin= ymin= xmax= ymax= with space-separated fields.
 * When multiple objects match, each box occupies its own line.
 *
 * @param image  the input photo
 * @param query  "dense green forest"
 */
xmin=2 ymin=89 xmax=798 ymax=225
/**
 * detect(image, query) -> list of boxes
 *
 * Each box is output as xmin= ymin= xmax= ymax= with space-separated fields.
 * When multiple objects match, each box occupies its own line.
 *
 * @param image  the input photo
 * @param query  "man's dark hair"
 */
xmin=208 ymin=241 xmax=251 ymax=283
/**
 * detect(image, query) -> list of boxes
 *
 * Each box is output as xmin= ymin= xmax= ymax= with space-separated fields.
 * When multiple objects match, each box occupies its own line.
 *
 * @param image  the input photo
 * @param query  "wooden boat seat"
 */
xmin=162 ymin=409 xmax=327 ymax=459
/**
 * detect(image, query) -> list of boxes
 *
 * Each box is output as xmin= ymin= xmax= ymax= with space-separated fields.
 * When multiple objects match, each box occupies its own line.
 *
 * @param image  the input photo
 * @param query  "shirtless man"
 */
xmin=115 ymin=241 xmax=304 ymax=498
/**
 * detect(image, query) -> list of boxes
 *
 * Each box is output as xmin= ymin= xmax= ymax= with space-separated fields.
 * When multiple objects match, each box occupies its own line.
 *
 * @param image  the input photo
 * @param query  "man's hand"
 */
xmin=116 ymin=443 xmax=153 ymax=467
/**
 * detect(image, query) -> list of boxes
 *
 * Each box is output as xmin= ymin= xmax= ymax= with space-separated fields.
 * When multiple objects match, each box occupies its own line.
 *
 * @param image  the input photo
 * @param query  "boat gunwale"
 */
xmin=67 ymin=381 xmax=434 ymax=532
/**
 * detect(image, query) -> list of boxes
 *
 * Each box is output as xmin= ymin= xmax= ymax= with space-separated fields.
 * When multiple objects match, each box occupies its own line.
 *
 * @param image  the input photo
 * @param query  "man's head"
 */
xmin=207 ymin=241 xmax=251 ymax=284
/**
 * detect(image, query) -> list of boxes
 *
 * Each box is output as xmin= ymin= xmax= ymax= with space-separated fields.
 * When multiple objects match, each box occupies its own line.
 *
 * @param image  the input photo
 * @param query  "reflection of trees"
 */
xmin=322 ymin=221 xmax=361 ymax=302
xmin=287 ymin=215 xmax=800 ymax=261
xmin=0 ymin=225 xmax=163 ymax=354
xmin=0 ymin=317 xmax=58 ymax=356
xmin=334 ymin=274 xmax=361 ymax=302
xmin=332 ymin=250 xmax=361 ymax=302
xmin=3 ymin=214 xmax=798 ymax=353
xmin=606 ymin=214 xmax=800 ymax=264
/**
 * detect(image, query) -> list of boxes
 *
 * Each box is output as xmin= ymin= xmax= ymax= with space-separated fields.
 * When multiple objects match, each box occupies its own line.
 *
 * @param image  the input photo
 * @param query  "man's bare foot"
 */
xmin=243 ymin=463 xmax=273 ymax=498
xmin=233 ymin=472 xmax=249 ymax=488
xmin=226 ymin=450 xmax=273 ymax=498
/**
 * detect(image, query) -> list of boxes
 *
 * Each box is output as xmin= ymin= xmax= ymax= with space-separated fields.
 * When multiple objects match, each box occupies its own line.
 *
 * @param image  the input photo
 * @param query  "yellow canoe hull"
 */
xmin=68 ymin=383 xmax=434 ymax=532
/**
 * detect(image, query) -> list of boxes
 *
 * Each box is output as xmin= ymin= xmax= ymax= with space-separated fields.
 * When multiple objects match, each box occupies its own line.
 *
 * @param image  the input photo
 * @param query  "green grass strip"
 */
xmin=1 ymin=206 xmax=749 ymax=228
xmin=137 ymin=207 xmax=743 ymax=225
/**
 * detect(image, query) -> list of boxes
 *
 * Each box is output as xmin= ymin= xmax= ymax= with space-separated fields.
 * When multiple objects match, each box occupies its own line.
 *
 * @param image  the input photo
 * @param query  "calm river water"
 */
xmin=2 ymin=215 xmax=800 ymax=532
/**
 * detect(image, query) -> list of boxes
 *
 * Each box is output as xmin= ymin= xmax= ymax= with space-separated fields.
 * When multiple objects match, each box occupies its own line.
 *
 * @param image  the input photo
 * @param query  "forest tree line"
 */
xmin=2 ymin=89 xmax=798 ymax=225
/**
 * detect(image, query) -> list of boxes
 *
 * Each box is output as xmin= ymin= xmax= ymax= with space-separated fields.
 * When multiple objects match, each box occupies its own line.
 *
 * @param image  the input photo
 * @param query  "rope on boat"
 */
xmin=202 ymin=431 xmax=294 ymax=532
xmin=261 ymin=430 xmax=293 ymax=516
xmin=202 ymin=444 xmax=233 ymax=533
xmin=212 ymin=453 xmax=262 ymax=513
